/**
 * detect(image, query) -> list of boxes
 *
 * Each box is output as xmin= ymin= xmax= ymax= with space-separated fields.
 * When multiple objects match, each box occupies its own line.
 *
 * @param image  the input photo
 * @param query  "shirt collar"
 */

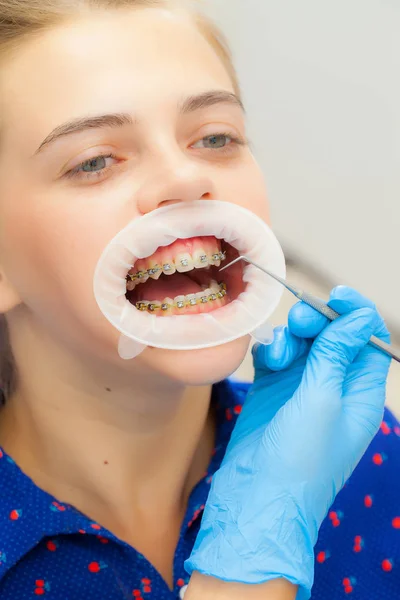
xmin=0 ymin=378 xmax=247 ymax=576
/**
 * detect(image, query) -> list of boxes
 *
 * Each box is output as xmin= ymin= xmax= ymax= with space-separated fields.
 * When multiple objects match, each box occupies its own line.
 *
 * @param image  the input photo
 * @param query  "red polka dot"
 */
xmin=332 ymin=519 xmax=341 ymax=527
xmin=364 ymin=495 xmax=373 ymax=508
xmin=177 ymin=579 xmax=185 ymax=587
xmin=344 ymin=586 xmax=353 ymax=594
xmin=342 ymin=578 xmax=351 ymax=586
xmin=46 ymin=541 xmax=57 ymax=552
xmin=394 ymin=426 xmax=400 ymax=436
xmin=380 ymin=421 xmax=391 ymax=435
xmin=233 ymin=405 xmax=242 ymax=415
xmin=141 ymin=578 xmax=151 ymax=585
xmin=225 ymin=408 xmax=232 ymax=421
xmin=373 ymin=453 xmax=383 ymax=465
xmin=35 ymin=581 xmax=45 ymax=588
xmin=329 ymin=511 xmax=337 ymax=520
xmin=132 ymin=591 xmax=141 ymax=597
xmin=9 ymin=509 xmax=20 ymax=521
xmin=316 ymin=551 xmax=326 ymax=563
xmin=0 ymin=450 xmax=3 ymax=458
xmin=97 ymin=536 xmax=109 ymax=544
xmin=143 ymin=586 xmax=151 ymax=593
xmin=392 ymin=517 xmax=400 ymax=529
xmin=354 ymin=545 xmax=362 ymax=553
xmin=91 ymin=523 xmax=101 ymax=530
xmin=88 ymin=562 xmax=101 ymax=573
xmin=79 ymin=529 xmax=86 ymax=534
xmin=354 ymin=536 xmax=362 ymax=544
xmin=35 ymin=589 xmax=45 ymax=596
xmin=382 ymin=559 xmax=393 ymax=572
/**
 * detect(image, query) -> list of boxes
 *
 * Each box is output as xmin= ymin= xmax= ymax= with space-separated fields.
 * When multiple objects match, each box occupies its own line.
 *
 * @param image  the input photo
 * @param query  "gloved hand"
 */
xmin=185 ymin=287 xmax=391 ymax=600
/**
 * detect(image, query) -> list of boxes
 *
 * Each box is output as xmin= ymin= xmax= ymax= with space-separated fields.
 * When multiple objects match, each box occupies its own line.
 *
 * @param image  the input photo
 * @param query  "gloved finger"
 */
xmin=341 ymin=308 xmax=391 ymax=418
xmin=288 ymin=302 xmax=329 ymax=339
xmin=252 ymin=325 xmax=310 ymax=372
xmin=299 ymin=307 xmax=380 ymax=402
xmin=342 ymin=342 xmax=390 ymax=413
xmin=329 ymin=286 xmax=390 ymax=343
xmin=288 ymin=286 xmax=387 ymax=340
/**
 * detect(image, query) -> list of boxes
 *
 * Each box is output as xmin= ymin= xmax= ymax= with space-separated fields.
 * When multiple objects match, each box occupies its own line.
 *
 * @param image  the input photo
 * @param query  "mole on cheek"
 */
xmin=105 ymin=387 xmax=111 ymax=392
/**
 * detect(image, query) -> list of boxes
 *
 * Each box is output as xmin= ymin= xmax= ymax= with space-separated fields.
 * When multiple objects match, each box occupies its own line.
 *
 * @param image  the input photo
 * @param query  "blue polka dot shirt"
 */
xmin=0 ymin=380 xmax=399 ymax=599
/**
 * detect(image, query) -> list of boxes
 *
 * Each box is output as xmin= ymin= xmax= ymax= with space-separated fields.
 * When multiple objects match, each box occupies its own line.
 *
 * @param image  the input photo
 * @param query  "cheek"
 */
xmin=225 ymin=158 xmax=270 ymax=224
xmin=0 ymin=190 xmax=114 ymax=317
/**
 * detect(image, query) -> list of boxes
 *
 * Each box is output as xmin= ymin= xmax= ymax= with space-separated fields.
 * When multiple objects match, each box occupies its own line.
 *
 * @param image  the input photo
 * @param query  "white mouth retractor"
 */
xmin=93 ymin=200 xmax=286 ymax=359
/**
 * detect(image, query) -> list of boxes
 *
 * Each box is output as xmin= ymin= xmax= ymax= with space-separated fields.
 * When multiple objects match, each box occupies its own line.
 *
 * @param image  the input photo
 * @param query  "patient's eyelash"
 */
xmin=64 ymin=133 xmax=247 ymax=182
xmin=193 ymin=133 xmax=247 ymax=153
xmin=64 ymin=153 xmax=118 ymax=181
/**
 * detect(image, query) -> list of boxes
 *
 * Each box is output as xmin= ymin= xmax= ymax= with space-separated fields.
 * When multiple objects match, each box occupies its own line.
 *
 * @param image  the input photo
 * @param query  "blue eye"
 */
xmin=65 ymin=153 xmax=117 ymax=180
xmin=80 ymin=156 xmax=109 ymax=172
xmin=193 ymin=134 xmax=233 ymax=149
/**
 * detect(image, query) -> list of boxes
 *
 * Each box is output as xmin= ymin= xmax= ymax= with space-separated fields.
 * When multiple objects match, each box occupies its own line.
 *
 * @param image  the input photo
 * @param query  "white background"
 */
xmin=204 ymin=0 xmax=400 ymax=331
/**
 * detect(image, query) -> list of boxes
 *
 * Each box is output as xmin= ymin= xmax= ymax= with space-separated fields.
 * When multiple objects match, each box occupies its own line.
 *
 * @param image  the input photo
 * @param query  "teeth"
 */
xmin=209 ymin=279 xmax=220 ymax=291
xmin=138 ymin=272 xmax=149 ymax=283
xmin=209 ymin=253 xmax=221 ymax=267
xmin=161 ymin=297 xmax=174 ymax=316
xmin=196 ymin=291 xmax=209 ymax=304
xmin=192 ymin=249 xmax=209 ymax=269
xmin=162 ymin=262 xmax=176 ymax=276
xmin=186 ymin=294 xmax=198 ymax=307
xmin=148 ymin=263 xmax=162 ymax=280
xmin=136 ymin=301 xmax=150 ymax=312
xmin=174 ymin=295 xmax=186 ymax=309
xmin=175 ymin=253 xmax=194 ymax=273
xmin=126 ymin=251 xmax=226 ymax=284
xmin=134 ymin=283 xmax=227 ymax=314
xmin=134 ymin=260 xmax=149 ymax=283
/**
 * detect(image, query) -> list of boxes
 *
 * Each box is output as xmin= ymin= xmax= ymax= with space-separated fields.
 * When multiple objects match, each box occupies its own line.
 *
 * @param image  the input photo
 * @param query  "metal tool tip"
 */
xmin=219 ymin=256 xmax=244 ymax=272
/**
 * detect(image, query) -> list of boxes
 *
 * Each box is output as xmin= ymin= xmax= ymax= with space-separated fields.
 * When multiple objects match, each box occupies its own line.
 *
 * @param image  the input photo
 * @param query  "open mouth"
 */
xmin=93 ymin=200 xmax=286 ymax=356
xmin=125 ymin=236 xmax=244 ymax=316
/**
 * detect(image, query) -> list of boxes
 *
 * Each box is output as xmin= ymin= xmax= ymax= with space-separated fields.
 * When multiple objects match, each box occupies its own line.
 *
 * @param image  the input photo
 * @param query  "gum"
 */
xmin=128 ymin=236 xmax=221 ymax=274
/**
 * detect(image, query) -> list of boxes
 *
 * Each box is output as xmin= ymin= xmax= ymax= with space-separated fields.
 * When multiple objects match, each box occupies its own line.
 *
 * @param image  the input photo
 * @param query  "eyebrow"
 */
xmin=33 ymin=90 xmax=245 ymax=155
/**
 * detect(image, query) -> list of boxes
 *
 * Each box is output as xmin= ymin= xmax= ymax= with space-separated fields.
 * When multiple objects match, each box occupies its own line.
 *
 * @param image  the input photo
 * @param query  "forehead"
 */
xmin=0 ymin=8 xmax=234 ymax=148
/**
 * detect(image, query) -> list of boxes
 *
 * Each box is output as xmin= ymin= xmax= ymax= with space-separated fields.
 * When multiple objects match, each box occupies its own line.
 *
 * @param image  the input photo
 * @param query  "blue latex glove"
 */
xmin=185 ymin=287 xmax=391 ymax=599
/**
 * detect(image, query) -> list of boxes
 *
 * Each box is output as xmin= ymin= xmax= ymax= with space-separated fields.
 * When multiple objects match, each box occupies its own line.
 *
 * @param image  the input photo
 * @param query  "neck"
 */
xmin=0 ymin=317 xmax=215 ymax=535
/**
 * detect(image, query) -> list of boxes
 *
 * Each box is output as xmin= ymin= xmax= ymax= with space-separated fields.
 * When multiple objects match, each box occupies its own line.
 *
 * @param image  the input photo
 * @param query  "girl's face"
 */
xmin=0 ymin=7 xmax=270 ymax=386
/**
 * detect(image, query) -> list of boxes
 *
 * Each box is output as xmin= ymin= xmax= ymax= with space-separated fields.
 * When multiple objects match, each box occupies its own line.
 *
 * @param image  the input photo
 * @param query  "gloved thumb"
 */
xmin=300 ymin=307 xmax=379 ymax=400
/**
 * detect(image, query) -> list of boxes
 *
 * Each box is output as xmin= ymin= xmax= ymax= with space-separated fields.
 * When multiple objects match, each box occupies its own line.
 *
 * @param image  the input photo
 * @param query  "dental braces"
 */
xmin=127 ymin=251 xmax=227 ymax=282
xmin=135 ymin=282 xmax=227 ymax=313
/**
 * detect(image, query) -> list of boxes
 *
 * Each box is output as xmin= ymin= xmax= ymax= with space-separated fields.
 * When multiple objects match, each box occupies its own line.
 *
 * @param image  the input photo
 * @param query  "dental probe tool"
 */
xmin=220 ymin=255 xmax=400 ymax=364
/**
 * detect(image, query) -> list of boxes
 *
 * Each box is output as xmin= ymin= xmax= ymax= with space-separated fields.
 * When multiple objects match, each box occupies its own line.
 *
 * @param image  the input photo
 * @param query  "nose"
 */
xmin=136 ymin=160 xmax=216 ymax=215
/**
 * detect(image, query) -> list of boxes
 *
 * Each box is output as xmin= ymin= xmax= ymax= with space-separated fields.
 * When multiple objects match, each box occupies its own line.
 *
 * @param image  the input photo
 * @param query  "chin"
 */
xmin=141 ymin=335 xmax=251 ymax=386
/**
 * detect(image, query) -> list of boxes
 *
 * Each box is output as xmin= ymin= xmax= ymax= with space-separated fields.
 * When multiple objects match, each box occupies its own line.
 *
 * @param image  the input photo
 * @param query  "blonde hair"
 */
xmin=0 ymin=0 xmax=240 ymax=401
